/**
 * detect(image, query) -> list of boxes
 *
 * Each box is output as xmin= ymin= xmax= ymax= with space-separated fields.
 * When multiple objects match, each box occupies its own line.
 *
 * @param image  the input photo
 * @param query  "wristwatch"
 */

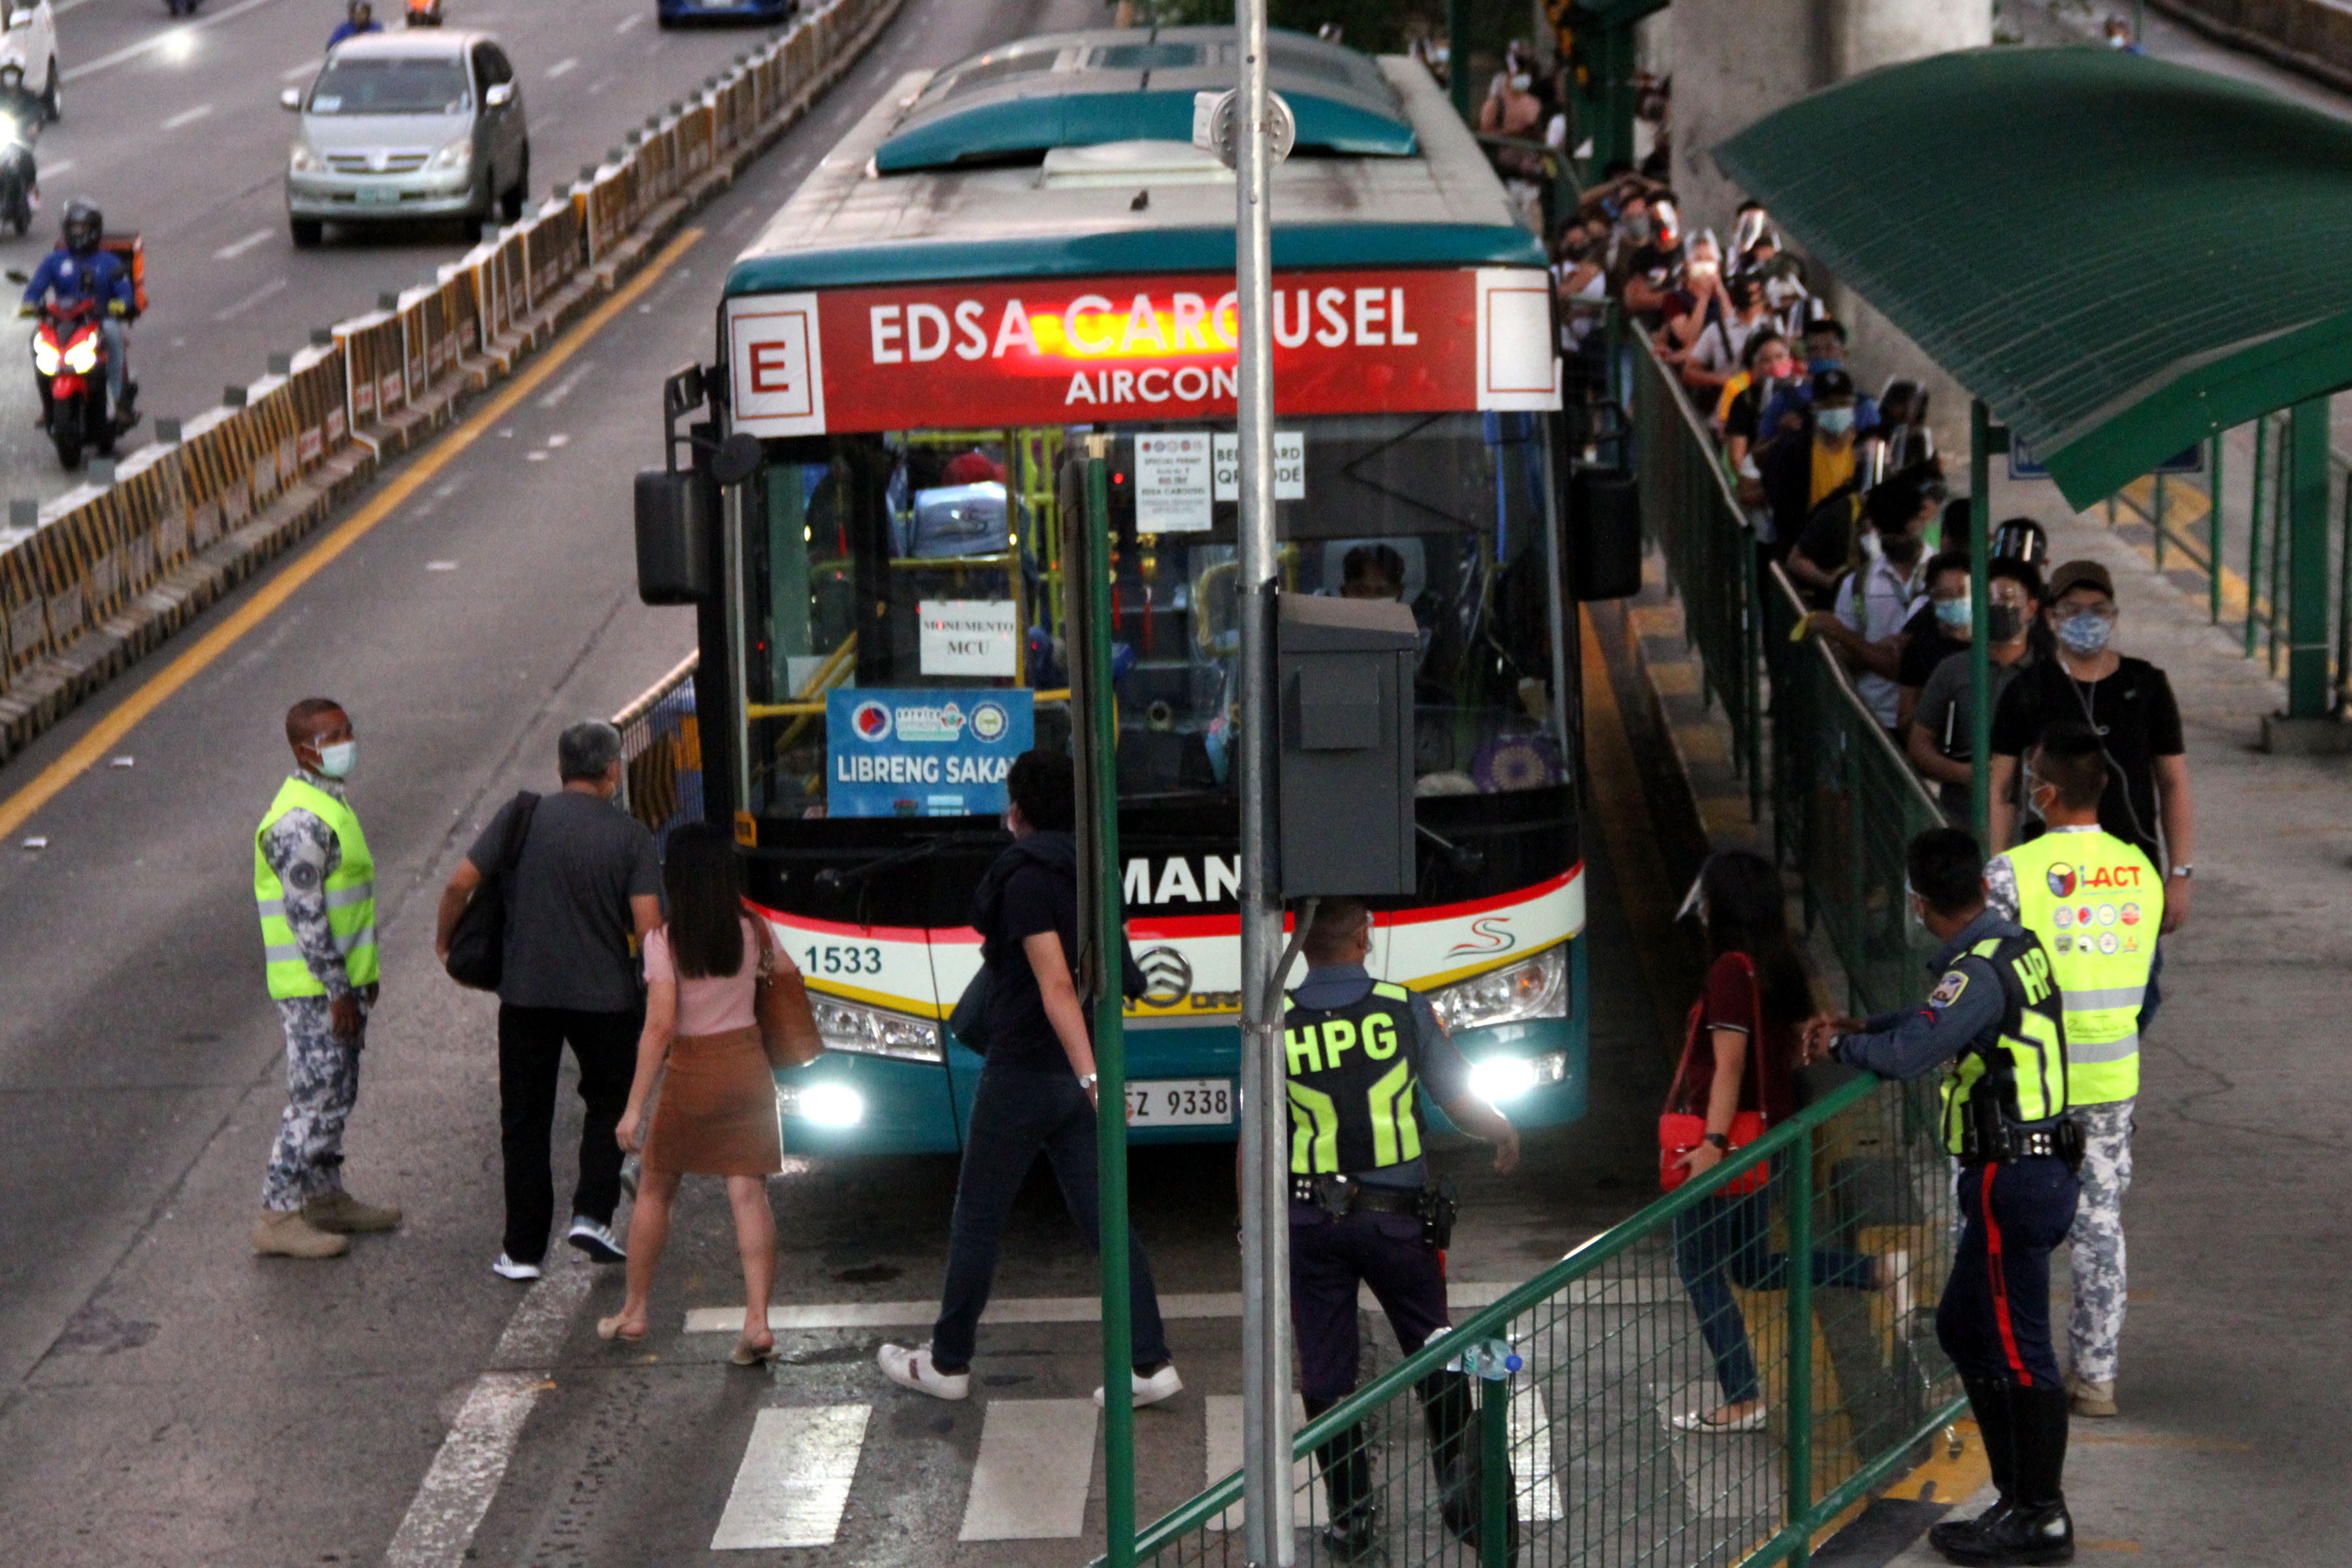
xmin=2170 ymin=864 xmax=2193 ymax=879
xmin=1078 ymin=1073 xmax=1098 ymax=1090
xmin=1703 ymin=1132 xmax=1730 ymax=1151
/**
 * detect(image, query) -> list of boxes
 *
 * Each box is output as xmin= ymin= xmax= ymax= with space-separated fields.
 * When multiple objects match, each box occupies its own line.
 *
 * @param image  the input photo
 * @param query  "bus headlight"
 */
xmin=780 ymin=1082 xmax=865 ymax=1126
xmin=1467 ymin=1051 xmax=1569 ymax=1103
xmin=1428 ymin=945 xmax=1568 ymax=1034
xmin=808 ymin=993 xmax=943 ymax=1062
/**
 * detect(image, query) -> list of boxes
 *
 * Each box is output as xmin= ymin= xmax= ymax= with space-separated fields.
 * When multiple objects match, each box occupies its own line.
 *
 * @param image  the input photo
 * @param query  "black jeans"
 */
xmin=930 ymin=1058 xmax=1169 ymax=1375
xmin=497 ymin=1004 xmax=638 ymax=1263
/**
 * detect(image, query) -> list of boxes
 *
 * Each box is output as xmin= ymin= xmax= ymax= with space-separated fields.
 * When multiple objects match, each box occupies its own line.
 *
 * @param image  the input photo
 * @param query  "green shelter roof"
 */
xmin=1714 ymin=46 xmax=2352 ymax=506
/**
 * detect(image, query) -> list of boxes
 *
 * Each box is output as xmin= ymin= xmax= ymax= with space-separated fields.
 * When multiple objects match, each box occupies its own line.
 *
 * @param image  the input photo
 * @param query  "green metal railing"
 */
xmin=1627 ymin=335 xmax=1942 ymax=1013
xmin=1629 ymin=330 xmax=1764 ymax=822
xmin=2104 ymin=412 xmax=2352 ymax=711
xmin=1111 ymin=1071 xmax=1965 ymax=1568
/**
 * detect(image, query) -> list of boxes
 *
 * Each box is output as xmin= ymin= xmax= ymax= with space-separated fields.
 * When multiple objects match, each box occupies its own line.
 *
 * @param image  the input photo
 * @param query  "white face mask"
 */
xmin=314 ymin=740 xmax=358 ymax=779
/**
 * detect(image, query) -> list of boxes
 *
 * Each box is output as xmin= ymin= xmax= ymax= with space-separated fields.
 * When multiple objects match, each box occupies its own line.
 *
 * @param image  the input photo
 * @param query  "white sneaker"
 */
xmin=1095 ymin=1363 xmax=1184 ymax=1409
xmin=492 ymin=1252 xmax=542 ymax=1281
xmin=566 ymin=1216 xmax=626 ymax=1264
xmin=877 ymin=1343 xmax=970 ymax=1401
xmin=1671 ymin=1404 xmax=1766 ymax=1433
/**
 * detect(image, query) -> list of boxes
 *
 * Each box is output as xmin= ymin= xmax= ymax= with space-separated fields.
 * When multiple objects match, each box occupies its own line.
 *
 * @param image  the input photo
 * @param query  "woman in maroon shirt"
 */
xmin=1668 ymin=851 xmax=1897 ymax=1433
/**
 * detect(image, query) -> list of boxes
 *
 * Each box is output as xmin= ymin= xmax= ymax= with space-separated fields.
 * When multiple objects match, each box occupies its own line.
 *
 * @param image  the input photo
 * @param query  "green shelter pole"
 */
xmin=1076 ymin=437 xmax=1135 ymax=1568
xmin=2286 ymin=399 xmax=2332 ymax=719
xmin=1970 ymin=400 xmax=1994 ymax=847
xmin=2209 ymin=434 xmax=2223 ymax=626
xmin=1448 ymin=0 xmax=1473 ymax=121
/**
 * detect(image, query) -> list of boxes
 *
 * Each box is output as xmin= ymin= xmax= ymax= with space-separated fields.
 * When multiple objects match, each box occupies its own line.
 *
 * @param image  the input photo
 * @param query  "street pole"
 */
xmin=1447 ymin=0 xmax=1472 ymax=121
xmin=1233 ymin=1 xmax=1292 ymax=1563
xmin=2285 ymin=398 xmax=2330 ymax=719
xmin=1075 ymin=440 xmax=1137 ymax=1568
xmin=1969 ymin=399 xmax=1993 ymax=847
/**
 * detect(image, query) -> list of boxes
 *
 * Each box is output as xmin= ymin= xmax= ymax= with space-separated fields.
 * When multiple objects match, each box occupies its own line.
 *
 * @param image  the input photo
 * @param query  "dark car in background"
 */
xmin=657 ymin=0 xmax=795 ymax=28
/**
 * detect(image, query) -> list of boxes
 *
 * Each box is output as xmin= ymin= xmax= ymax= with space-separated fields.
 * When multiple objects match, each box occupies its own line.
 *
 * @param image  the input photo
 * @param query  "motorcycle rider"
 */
xmin=18 ymin=201 xmax=137 ymax=425
xmin=404 ymin=0 xmax=443 ymax=26
xmin=327 ymin=0 xmax=381 ymax=49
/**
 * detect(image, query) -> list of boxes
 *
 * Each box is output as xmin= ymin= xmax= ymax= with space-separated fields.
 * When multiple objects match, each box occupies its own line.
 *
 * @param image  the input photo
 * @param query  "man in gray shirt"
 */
xmin=437 ymin=721 xmax=661 ymax=1280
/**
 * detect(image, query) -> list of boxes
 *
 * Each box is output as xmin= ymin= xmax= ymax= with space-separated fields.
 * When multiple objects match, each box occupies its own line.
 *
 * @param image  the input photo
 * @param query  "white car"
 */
xmin=0 ymin=0 xmax=59 ymax=122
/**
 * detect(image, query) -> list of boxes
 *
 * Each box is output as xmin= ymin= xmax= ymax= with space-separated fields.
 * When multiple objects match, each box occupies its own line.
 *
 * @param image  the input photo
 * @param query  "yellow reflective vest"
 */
xmin=1284 ymin=981 xmax=1426 ymax=1176
xmin=1995 ymin=828 xmax=2161 ymax=1105
xmin=1939 ymin=930 xmax=2070 ymax=1157
xmin=253 ymin=776 xmax=379 ymax=1000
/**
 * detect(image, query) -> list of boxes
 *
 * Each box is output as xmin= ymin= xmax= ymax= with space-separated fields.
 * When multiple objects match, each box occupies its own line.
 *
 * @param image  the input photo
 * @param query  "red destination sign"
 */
xmin=727 ymin=266 xmax=1559 ymax=436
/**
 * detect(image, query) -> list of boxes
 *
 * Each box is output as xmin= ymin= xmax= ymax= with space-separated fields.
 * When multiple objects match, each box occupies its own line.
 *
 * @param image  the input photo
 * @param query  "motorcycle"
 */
xmin=0 ymin=104 xmax=37 ymax=237
xmin=3 ymin=278 xmax=117 ymax=468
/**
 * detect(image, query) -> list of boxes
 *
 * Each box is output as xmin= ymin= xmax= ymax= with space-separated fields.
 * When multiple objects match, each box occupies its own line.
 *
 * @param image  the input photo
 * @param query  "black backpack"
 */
xmin=443 ymin=791 xmax=539 ymax=992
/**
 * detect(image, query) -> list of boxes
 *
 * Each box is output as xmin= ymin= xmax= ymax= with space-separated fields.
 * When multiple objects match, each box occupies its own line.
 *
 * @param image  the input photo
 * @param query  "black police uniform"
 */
xmin=1284 ymin=960 xmax=1506 ymax=1561
xmin=1833 ymin=909 xmax=2082 ymax=1566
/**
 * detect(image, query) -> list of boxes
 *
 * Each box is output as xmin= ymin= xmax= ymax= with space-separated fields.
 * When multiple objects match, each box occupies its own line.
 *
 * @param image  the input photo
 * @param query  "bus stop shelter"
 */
xmin=1714 ymin=44 xmax=2352 ymax=747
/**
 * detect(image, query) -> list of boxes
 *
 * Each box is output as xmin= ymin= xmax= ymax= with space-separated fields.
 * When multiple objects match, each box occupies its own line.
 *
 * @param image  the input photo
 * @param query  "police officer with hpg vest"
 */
xmin=1806 ymin=829 xmax=2082 ymax=1567
xmin=250 ymin=698 xmax=401 ymax=1260
xmin=1985 ymin=721 xmax=2160 ymax=1422
xmin=1282 ymin=898 xmax=1521 ymax=1562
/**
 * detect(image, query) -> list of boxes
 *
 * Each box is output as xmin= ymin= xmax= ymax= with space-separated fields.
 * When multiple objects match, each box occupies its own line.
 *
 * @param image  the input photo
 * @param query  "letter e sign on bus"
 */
xmin=728 ymin=293 xmax=827 ymax=435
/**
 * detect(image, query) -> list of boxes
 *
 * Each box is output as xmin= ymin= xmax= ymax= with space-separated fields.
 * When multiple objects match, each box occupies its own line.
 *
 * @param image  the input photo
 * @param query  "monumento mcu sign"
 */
xmin=725 ymin=267 xmax=1560 ymax=436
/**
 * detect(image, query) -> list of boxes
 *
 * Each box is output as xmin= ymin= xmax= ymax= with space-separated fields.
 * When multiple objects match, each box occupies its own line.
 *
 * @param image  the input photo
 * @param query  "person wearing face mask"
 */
xmin=1806 ymin=469 xmax=1932 ymax=733
xmin=1895 ymin=549 xmax=1977 ymax=736
xmin=1982 ymin=723 xmax=2161 ymax=1426
xmin=1760 ymin=318 xmax=1880 ymax=436
xmin=1987 ymin=562 xmax=2191 ymax=918
xmin=1910 ymin=559 xmax=2044 ymax=821
xmin=1763 ymin=370 xmax=1869 ymax=579
xmin=250 ymin=698 xmax=399 ymax=1259
xmin=1804 ymin=829 xmax=2082 ymax=1568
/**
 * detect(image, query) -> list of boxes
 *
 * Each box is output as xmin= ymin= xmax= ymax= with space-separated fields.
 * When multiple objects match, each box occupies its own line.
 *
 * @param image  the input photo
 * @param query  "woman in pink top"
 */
xmin=604 ymin=823 xmax=795 ymax=1365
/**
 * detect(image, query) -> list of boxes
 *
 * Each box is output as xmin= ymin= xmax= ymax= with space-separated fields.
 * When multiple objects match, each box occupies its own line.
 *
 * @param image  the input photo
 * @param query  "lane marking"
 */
xmin=615 ymin=12 xmax=644 ymax=31
xmin=535 ymin=357 xmax=596 ymax=408
xmin=282 ymin=59 xmax=321 ymax=81
xmin=710 ymin=1405 xmax=870 ymax=1550
xmin=212 ymin=227 xmax=274 ymax=261
xmin=1207 ymin=1394 xmax=1324 ymax=1531
xmin=162 ymin=103 xmax=214 ymax=129
xmin=0 ymin=225 xmax=706 ymax=843
xmin=63 ymin=0 xmax=296 ymax=82
xmin=382 ymin=1371 xmax=546 ymax=1568
xmin=683 ymin=1281 xmax=1541 ymax=1335
xmin=958 ymin=1399 xmax=1097 ymax=1541
xmin=546 ymin=57 xmax=579 ymax=80
xmin=212 ymin=275 xmax=287 ymax=321
xmin=1512 ymin=1384 xmax=1563 ymax=1521
xmin=41 ymin=157 xmax=72 ymax=178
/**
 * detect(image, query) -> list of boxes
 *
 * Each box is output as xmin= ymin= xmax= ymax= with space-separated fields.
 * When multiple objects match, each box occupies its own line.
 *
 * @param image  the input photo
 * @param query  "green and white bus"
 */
xmin=641 ymin=25 xmax=1599 ymax=1155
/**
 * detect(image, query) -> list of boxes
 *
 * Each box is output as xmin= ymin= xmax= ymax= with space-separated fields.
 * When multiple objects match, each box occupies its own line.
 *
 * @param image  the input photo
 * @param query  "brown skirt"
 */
xmin=643 ymin=1026 xmax=782 ymax=1177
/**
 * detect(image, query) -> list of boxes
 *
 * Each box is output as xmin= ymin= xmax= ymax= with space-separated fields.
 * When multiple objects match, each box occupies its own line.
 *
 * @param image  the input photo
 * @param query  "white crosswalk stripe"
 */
xmin=1205 ymin=1394 xmax=1328 ymax=1529
xmin=711 ymin=1405 xmax=870 ymax=1550
xmin=1512 ymin=1384 xmax=1565 ymax=1521
xmin=959 ymin=1399 xmax=1101 ymax=1541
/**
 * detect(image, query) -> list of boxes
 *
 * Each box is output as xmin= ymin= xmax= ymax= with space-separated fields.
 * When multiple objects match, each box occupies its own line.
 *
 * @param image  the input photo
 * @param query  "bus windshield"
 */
xmin=740 ymin=411 xmax=1565 ymax=822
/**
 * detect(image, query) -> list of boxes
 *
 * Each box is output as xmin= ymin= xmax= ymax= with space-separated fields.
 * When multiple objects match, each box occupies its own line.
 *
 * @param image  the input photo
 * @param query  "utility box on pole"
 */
xmin=1277 ymin=595 xmax=1418 ymax=897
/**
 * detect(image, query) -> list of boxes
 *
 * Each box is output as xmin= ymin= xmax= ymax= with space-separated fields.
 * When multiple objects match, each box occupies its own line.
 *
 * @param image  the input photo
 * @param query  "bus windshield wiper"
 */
xmin=815 ymin=838 xmax=953 ymax=889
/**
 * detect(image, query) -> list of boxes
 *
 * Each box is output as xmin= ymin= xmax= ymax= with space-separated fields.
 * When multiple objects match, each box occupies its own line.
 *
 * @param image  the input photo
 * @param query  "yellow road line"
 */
xmin=0 ymin=229 xmax=706 ymax=843
xmin=1880 ymin=1418 xmax=1990 ymax=1504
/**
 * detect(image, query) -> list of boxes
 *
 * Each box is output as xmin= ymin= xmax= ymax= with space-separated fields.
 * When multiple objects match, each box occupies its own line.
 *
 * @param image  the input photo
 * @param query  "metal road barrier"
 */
xmin=0 ymin=0 xmax=904 ymax=760
xmin=1113 ymin=1071 xmax=1965 ymax=1568
xmin=613 ymin=651 xmax=703 ymax=843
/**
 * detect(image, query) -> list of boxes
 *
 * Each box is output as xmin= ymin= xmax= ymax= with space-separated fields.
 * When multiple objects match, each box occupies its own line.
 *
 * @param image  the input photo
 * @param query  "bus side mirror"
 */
xmin=635 ymin=468 xmax=715 ymax=604
xmin=485 ymin=82 xmax=515 ymax=109
xmin=1570 ymin=465 xmax=1643 ymax=601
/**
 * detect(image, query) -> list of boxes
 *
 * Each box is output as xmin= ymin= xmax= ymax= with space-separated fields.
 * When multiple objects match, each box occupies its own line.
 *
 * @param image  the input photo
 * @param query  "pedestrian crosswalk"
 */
xmin=704 ymin=1383 xmax=1567 ymax=1550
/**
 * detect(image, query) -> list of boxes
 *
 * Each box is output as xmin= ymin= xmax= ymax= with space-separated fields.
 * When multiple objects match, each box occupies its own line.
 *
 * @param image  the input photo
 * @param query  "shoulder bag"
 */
xmin=1658 ymin=951 xmax=1772 ymax=1196
xmin=748 ymin=909 xmax=824 ymax=1070
xmin=443 ymin=791 xmax=539 ymax=992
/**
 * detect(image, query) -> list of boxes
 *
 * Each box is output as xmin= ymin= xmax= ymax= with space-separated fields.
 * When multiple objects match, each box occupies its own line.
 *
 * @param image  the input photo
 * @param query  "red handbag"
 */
xmin=1658 ymin=952 xmax=1771 ymax=1195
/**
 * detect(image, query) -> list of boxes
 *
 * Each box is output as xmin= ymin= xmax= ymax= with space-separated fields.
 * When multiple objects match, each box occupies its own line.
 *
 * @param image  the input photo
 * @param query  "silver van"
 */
xmin=282 ymin=29 xmax=529 ymax=246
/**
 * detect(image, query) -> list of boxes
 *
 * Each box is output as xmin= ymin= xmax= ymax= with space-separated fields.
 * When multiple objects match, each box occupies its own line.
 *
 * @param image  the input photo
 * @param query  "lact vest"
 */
xmin=1284 ymin=981 xmax=1427 ymax=1176
xmin=1939 ymin=930 xmax=2070 ymax=1158
xmin=253 ymin=777 xmax=379 ymax=1000
xmin=2000 ymin=829 xmax=2161 ymax=1104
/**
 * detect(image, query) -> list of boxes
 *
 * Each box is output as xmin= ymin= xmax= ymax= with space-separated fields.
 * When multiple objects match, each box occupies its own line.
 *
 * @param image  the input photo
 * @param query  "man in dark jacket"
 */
xmin=879 ymin=750 xmax=1179 ymax=1408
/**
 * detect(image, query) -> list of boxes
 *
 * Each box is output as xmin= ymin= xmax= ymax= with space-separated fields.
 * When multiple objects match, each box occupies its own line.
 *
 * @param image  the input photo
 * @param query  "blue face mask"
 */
xmin=1816 ymin=406 xmax=1855 ymax=436
xmin=1934 ymin=596 xmax=1972 ymax=630
xmin=2057 ymin=611 xmax=2115 ymax=655
xmin=1809 ymin=355 xmax=1842 ymax=374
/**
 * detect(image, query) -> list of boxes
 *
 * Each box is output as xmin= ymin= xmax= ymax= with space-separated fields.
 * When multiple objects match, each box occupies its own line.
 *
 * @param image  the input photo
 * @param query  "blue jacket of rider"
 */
xmin=20 ymin=248 xmax=132 ymax=316
xmin=325 ymin=20 xmax=381 ymax=48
